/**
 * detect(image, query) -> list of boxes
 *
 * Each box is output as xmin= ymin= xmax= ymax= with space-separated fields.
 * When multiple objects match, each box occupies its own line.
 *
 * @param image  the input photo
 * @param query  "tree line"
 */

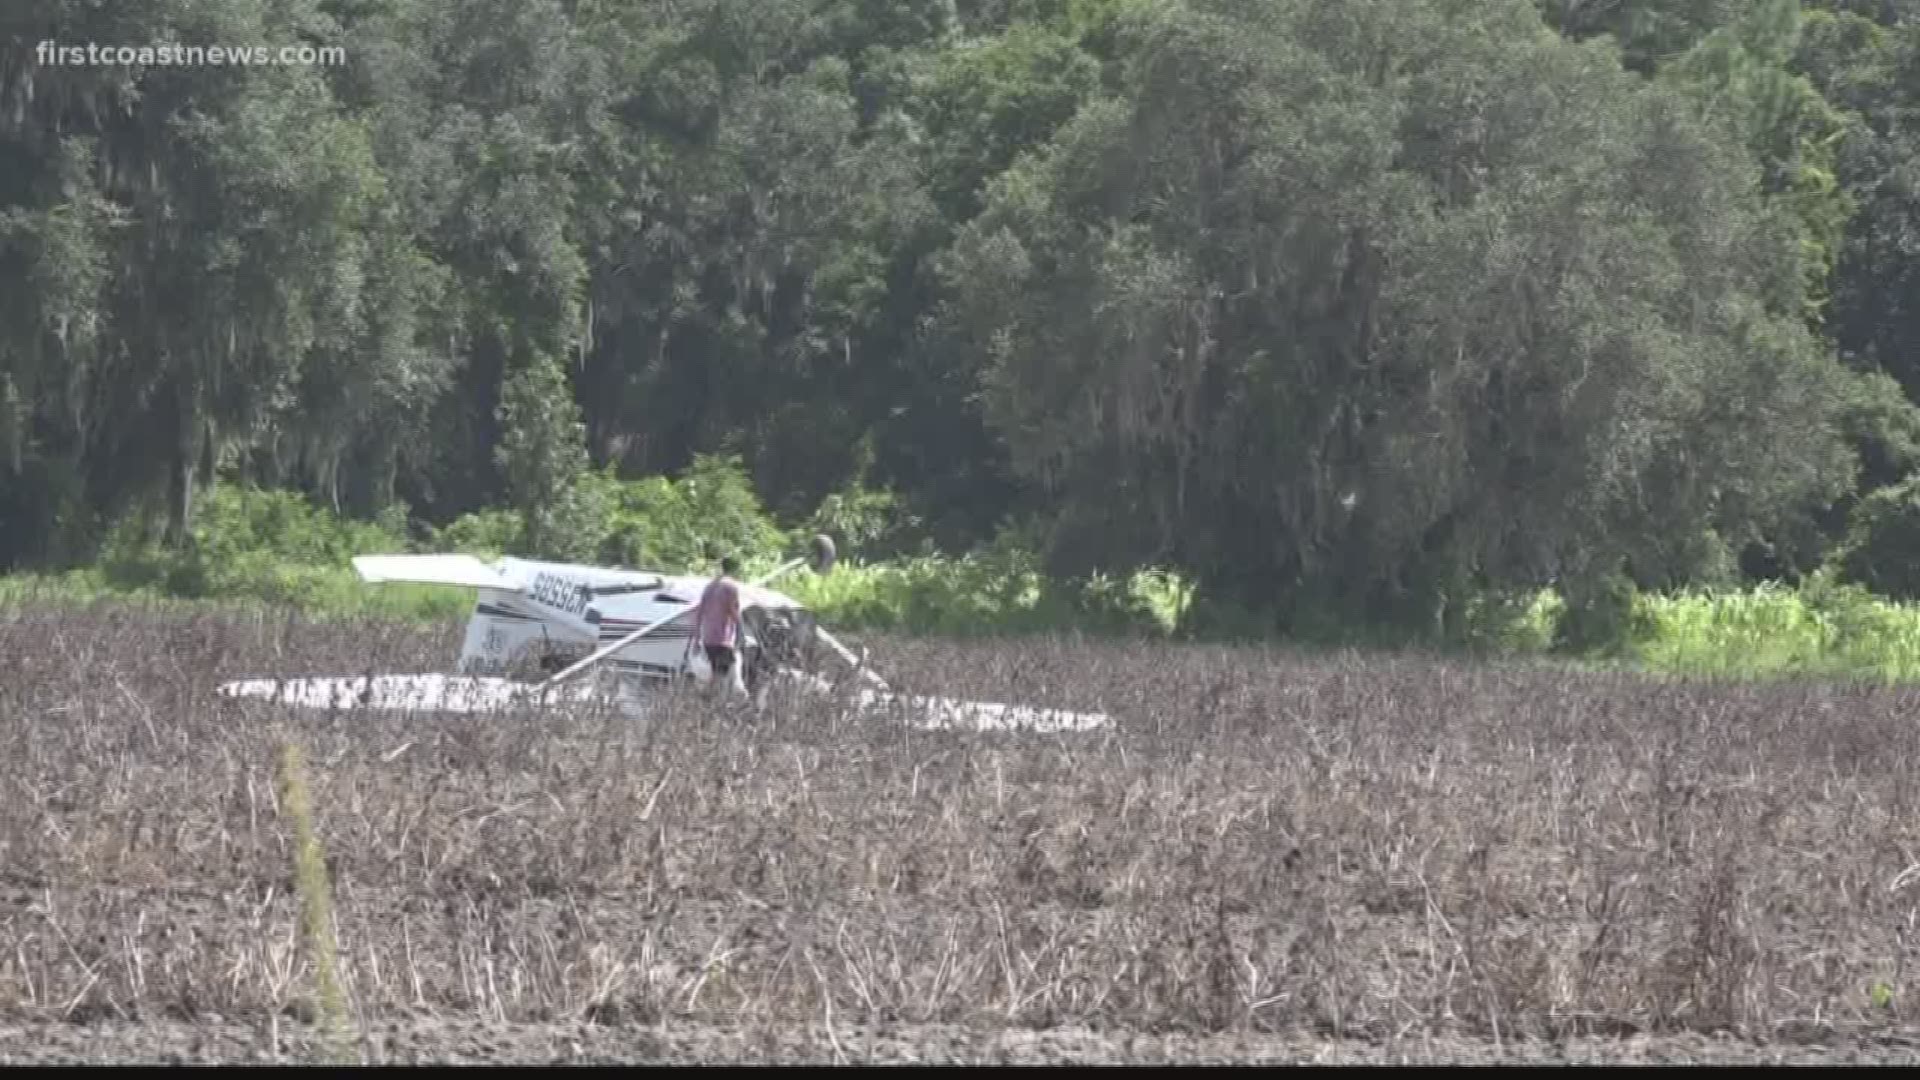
xmin=3 ymin=0 xmax=1919 ymax=636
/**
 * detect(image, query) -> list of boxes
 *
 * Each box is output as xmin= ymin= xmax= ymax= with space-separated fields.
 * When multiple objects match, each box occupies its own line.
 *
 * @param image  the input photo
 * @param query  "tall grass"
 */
xmin=276 ymin=741 xmax=356 ymax=1064
xmin=779 ymin=556 xmax=1190 ymax=637
xmin=11 ymin=480 xmax=1920 ymax=682
xmin=0 ymin=545 xmax=1191 ymax=639
xmin=1633 ymin=579 xmax=1920 ymax=683
xmin=13 ymin=557 xmax=1920 ymax=683
xmin=0 ymin=567 xmax=472 ymax=624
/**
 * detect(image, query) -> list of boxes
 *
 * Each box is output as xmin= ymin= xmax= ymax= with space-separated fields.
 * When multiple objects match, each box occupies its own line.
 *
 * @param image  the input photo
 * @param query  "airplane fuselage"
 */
xmin=458 ymin=557 xmax=798 ymax=684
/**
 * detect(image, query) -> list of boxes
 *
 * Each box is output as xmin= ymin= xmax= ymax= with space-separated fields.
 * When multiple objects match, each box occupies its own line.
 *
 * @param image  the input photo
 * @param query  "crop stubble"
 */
xmin=3 ymin=601 xmax=1920 ymax=1063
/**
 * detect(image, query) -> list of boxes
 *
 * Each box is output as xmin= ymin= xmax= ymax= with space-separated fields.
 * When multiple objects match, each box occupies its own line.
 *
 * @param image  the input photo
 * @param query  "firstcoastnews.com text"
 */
xmin=35 ymin=41 xmax=347 ymax=68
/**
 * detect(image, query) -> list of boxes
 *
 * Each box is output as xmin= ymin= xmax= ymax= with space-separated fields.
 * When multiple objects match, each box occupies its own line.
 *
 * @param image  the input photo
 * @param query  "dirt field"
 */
xmin=6 ymin=602 xmax=1920 ymax=1064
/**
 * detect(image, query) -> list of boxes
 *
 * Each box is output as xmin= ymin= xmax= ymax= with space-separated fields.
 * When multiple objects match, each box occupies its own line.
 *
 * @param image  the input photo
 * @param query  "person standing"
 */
xmin=687 ymin=555 xmax=747 ymax=699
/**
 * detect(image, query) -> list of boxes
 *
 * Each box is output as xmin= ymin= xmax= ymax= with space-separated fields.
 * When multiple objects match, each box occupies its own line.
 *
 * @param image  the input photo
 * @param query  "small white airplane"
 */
xmin=216 ymin=535 xmax=1111 ymax=733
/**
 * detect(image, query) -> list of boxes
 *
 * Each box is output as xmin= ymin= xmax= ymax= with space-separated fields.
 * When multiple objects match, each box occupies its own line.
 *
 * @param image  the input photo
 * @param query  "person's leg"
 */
xmin=705 ymin=645 xmax=749 ymax=702
xmin=730 ymin=646 xmax=749 ymax=700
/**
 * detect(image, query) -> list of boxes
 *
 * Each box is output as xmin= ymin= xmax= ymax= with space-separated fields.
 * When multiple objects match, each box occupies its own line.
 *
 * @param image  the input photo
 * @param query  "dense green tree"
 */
xmin=0 ymin=0 xmax=397 ymax=558
xmin=1534 ymin=0 xmax=1920 ymax=584
xmin=1800 ymin=10 xmax=1920 ymax=393
xmin=942 ymin=0 xmax=1857 ymax=629
xmin=2 ymin=0 xmax=1918 ymax=637
xmin=563 ymin=0 xmax=931 ymax=509
xmin=1534 ymin=0 xmax=1744 ymax=72
xmin=496 ymin=352 xmax=597 ymax=560
xmin=1658 ymin=0 xmax=1853 ymax=315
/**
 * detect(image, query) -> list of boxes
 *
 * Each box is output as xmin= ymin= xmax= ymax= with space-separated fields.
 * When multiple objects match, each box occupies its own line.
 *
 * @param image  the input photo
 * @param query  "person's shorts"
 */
xmin=704 ymin=644 xmax=736 ymax=677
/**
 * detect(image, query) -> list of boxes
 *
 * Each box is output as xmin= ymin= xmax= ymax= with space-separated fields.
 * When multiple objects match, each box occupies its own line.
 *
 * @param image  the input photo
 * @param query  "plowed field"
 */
xmin=4 ymin=603 xmax=1920 ymax=1063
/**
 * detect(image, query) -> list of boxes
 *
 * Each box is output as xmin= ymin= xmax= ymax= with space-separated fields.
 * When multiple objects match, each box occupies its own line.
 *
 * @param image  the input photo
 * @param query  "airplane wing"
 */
xmin=351 ymin=553 xmax=518 ymax=591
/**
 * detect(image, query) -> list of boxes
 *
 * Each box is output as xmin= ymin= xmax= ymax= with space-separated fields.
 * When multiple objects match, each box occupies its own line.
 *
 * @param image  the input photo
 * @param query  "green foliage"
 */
xmin=1443 ymin=589 xmax=1566 ymax=656
xmin=183 ymin=486 xmax=407 ymax=570
xmin=802 ymin=481 xmax=923 ymax=559
xmin=580 ymin=454 xmax=789 ymax=572
xmin=1535 ymin=0 xmax=1745 ymax=73
xmin=427 ymin=452 xmax=797 ymax=573
xmin=1658 ymin=0 xmax=1854 ymax=314
xmin=1799 ymin=8 xmax=1920 ymax=409
xmin=275 ymin=741 xmax=356 ymax=1064
xmin=1632 ymin=568 xmax=1920 ymax=682
xmin=914 ymin=20 xmax=1102 ymax=218
xmin=2 ymin=0 xmax=1919 ymax=644
xmin=426 ymin=507 xmax=525 ymax=559
xmin=1837 ymin=368 xmax=1920 ymax=490
xmin=106 ymin=486 xmax=397 ymax=594
xmin=781 ymin=537 xmax=1183 ymax=638
xmin=942 ymin=0 xmax=1855 ymax=630
xmin=89 ymin=485 xmax=469 ymax=620
xmin=1556 ymin=572 xmax=1657 ymax=657
xmin=20 ymin=477 xmax=1920 ymax=688
xmin=495 ymin=354 xmax=597 ymax=561
xmin=1835 ymin=473 xmax=1920 ymax=599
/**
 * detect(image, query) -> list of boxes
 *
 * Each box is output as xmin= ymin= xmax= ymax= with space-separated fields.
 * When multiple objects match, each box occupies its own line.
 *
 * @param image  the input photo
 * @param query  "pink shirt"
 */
xmin=693 ymin=576 xmax=741 ymax=648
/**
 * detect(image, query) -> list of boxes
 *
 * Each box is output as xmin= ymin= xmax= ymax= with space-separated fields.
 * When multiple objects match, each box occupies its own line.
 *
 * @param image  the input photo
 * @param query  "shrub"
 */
xmin=38 ymin=468 xmax=1920 ymax=685
xmin=584 ymin=454 xmax=789 ymax=573
xmin=1450 ymin=589 xmax=1563 ymax=655
xmin=424 ymin=508 xmax=525 ymax=559
xmin=801 ymin=482 xmax=922 ymax=561
xmin=98 ymin=486 xmax=408 ymax=599
xmin=1836 ymin=474 xmax=1920 ymax=601
xmin=780 ymin=526 xmax=1187 ymax=640
xmin=414 ymin=454 xmax=793 ymax=574
xmin=1555 ymin=571 xmax=1651 ymax=657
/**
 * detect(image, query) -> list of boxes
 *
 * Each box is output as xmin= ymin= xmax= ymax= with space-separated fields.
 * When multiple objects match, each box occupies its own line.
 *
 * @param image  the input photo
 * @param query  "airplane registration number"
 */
xmin=530 ymin=572 xmax=591 ymax=616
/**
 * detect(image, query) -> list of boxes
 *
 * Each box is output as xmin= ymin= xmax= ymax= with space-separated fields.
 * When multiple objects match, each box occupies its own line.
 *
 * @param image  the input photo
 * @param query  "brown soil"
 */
xmin=5 ymin=602 xmax=1920 ymax=1063
xmin=5 ymin=1016 xmax=1920 ymax=1064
